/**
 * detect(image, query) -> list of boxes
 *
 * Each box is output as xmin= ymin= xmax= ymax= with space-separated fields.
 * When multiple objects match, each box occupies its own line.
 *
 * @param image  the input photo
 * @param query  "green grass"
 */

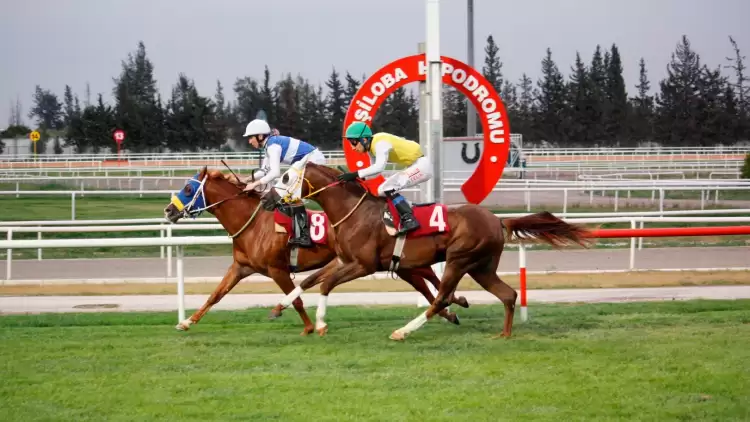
xmin=1 ymin=301 xmax=749 ymax=420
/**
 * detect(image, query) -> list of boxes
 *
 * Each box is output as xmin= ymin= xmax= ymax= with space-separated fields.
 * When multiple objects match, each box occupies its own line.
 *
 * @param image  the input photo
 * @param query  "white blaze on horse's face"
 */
xmin=273 ymin=157 xmax=308 ymax=202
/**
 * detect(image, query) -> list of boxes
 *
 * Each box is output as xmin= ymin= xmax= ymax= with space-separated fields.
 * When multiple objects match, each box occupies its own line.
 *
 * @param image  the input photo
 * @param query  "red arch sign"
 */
xmin=342 ymin=54 xmax=511 ymax=204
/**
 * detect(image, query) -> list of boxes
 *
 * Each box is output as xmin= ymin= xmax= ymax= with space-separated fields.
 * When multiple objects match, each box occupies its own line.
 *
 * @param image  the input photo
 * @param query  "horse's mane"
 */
xmin=312 ymin=164 xmax=381 ymax=201
xmin=205 ymin=168 xmax=260 ymax=199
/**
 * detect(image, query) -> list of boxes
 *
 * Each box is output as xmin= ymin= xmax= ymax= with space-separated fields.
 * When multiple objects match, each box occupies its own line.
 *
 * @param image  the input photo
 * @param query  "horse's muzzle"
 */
xmin=164 ymin=204 xmax=183 ymax=223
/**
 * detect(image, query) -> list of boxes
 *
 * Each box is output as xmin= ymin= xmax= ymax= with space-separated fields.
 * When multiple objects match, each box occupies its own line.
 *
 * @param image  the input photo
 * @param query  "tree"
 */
xmin=742 ymin=153 xmax=750 ymax=178
xmin=276 ymin=74 xmax=299 ymax=136
xmin=535 ymin=48 xmax=568 ymax=145
xmin=164 ymin=74 xmax=224 ymax=152
xmin=629 ymin=58 xmax=655 ymax=143
xmin=7 ymin=96 xmax=23 ymax=126
xmin=605 ymin=44 xmax=628 ymax=144
xmin=725 ymin=36 xmax=750 ymax=140
xmin=28 ymin=85 xmax=64 ymax=154
xmin=112 ymin=41 xmax=163 ymax=152
xmin=655 ymin=35 xmax=705 ymax=145
xmin=482 ymin=35 xmax=504 ymax=95
xmin=566 ymin=52 xmax=593 ymax=146
xmin=343 ymin=71 xmax=361 ymax=108
xmin=587 ymin=45 xmax=607 ymax=142
xmin=325 ymin=67 xmax=347 ymax=143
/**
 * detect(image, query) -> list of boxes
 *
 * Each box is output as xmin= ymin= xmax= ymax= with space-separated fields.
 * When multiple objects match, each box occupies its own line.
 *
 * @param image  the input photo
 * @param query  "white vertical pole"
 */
xmin=629 ymin=219 xmax=636 ymax=271
xmin=5 ymin=230 xmax=12 ymax=281
xmin=71 ymin=192 xmax=76 ymax=221
xmin=519 ymin=243 xmax=528 ymax=322
xmin=166 ymin=226 xmax=173 ymax=277
xmin=176 ymin=245 xmax=186 ymax=323
xmin=37 ymin=231 xmax=42 ymax=261
xmin=425 ymin=0 xmax=445 ymax=308
xmin=426 ymin=0 xmax=442 ymax=205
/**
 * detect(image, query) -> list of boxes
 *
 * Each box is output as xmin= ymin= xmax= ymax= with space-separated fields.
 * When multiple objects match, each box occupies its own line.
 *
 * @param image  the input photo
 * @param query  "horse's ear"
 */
xmin=198 ymin=166 xmax=208 ymax=178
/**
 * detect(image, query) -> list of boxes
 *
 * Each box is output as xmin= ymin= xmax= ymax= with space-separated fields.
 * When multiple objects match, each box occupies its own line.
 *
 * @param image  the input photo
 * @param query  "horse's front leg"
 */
xmin=315 ymin=262 xmax=371 ymax=336
xmin=267 ymin=267 xmax=315 ymax=335
xmin=271 ymin=258 xmax=341 ymax=318
xmin=176 ymin=262 xmax=250 ymax=331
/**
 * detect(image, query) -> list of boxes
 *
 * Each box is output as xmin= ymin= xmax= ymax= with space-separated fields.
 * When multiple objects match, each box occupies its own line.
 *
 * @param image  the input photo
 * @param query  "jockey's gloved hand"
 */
xmin=337 ymin=172 xmax=359 ymax=182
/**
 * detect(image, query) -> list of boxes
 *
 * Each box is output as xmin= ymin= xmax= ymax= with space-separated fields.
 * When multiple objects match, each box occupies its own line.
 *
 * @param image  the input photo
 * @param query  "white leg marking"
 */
xmin=316 ymin=295 xmax=328 ymax=330
xmin=280 ymin=286 xmax=303 ymax=308
xmin=395 ymin=311 xmax=428 ymax=336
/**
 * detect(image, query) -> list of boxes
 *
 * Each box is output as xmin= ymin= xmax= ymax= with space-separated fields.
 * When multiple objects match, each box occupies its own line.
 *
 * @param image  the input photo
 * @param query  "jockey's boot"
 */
xmin=288 ymin=204 xmax=313 ymax=248
xmin=387 ymin=191 xmax=420 ymax=235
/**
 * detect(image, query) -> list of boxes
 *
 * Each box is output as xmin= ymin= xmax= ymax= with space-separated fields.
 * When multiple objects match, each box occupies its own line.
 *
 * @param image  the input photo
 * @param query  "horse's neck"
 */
xmin=315 ymin=182 xmax=381 ymax=223
xmin=211 ymin=194 xmax=264 ymax=234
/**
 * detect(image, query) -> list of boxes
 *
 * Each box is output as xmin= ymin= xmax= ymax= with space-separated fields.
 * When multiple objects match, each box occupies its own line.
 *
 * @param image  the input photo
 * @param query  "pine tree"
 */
xmin=588 ymin=45 xmax=607 ymax=142
xmin=325 ymin=67 xmax=347 ymax=143
xmin=566 ymin=52 xmax=592 ymax=146
xmin=343 ymin=72 xmax=361 ymax=109
xmin=629 ymin=58 xmax=655 ymax=144
xmin=112 ymin=41 xmax=163 ymax=151
xmin=482 ymin=35 xmax=504 ymax=95
xmin=605 ymin=44 xmax=628 ymax=144
xmin=655 ymin=35 xmax=704 ymax=145
xmin=276 ymin=74 xmax=299 ymax=136
xmin=536 ymin=48 xmax=567 ymax=145
xmin=725 ymin=36 xmax=750 ymax=140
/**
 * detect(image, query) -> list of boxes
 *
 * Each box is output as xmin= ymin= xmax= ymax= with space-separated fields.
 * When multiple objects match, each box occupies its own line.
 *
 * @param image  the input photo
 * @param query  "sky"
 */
xmin=2 ymin=0 xmax=749 ymax=127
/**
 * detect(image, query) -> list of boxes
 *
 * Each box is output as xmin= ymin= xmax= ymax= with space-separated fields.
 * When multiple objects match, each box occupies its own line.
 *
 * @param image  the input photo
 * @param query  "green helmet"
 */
xmin=345 ymin=121 xmax=373 ymax=140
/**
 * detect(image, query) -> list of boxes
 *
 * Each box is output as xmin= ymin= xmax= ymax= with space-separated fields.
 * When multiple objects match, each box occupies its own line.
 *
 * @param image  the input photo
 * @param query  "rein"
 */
xmin=293 ymin=178 xmax=368 ymax=229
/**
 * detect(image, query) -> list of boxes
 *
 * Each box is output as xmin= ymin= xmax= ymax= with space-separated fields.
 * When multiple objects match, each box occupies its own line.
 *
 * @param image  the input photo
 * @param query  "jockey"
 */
xmin=337 ymin=121 xmax=432 ymax=235
xmin=241 ymin=118 xmax=327 ymax=248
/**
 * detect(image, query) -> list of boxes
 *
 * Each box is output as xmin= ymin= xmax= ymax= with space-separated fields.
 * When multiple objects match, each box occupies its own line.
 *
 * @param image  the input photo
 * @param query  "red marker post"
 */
xmin=113 ymin=129 xmax=125 ymax=163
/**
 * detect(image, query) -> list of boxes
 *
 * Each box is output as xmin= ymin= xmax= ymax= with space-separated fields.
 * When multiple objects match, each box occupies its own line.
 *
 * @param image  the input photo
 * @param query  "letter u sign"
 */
xmin=342 ymin=54 xmax=511 ymax=204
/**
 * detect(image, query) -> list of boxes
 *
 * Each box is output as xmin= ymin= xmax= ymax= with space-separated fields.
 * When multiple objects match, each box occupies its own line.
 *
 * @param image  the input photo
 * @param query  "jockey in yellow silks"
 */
xmin=338 ymin=121 xmax=433 ymax=235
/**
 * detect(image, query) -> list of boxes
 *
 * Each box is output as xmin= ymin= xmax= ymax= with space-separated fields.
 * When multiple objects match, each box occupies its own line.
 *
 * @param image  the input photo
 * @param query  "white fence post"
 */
xmin=71 ymin=192 xmax=76 ymax=221
xmin=166 ymin=225 xmax=173 ymax=277
xmin=5 ymin=230 xmax=11 ymax=281
xmin=519 ymin=243 xmax=528 ymax=322
xmin=37 ymin=231 xmax=42 ymax=261
xmin=176 ymin=245 xmax=186 ymax=323
xmin=629 ymin=219 xmax=636 ymax=270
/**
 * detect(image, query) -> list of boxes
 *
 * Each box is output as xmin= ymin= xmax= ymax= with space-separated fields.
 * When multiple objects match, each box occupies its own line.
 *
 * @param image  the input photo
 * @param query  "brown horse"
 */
xmin=261 ymin=160 xmax=591 ymax=340
xmin=163 ymin=166 xmax=469 ymax=335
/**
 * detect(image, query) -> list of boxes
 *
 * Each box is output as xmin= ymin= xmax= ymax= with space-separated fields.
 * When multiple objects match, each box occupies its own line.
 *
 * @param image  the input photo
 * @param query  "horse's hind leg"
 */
xmin=469 ymin=269 xmax=517 ymax=338
xmin=395 ymin=269 xmax=460 ymax=325
xmin=268 ymin=267 xmax=314 ymax=336
xmin=176 ymin=262 xmax=249 ymax=331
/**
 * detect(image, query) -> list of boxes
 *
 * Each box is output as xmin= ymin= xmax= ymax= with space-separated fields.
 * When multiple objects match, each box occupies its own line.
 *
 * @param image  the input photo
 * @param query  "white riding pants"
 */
xmin=376 ymin=156 xmax=433 ymax=197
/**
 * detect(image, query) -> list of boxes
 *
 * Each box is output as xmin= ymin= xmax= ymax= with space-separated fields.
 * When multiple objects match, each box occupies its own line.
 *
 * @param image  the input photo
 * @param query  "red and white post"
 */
xmin=519 ymin=243 xmax=528 ymax=322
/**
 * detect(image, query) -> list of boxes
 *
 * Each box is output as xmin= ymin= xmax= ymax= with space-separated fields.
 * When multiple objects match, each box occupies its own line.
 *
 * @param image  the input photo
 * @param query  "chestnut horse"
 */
xmin=163 ymin=166 xmax=469 ymax=335
xmin=262 ymin=160 xmax=591 ymax=340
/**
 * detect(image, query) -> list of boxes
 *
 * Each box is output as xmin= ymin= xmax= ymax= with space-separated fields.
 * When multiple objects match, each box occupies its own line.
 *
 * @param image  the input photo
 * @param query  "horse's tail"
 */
xmin=502 ymin=211 xmax=593 ymax=248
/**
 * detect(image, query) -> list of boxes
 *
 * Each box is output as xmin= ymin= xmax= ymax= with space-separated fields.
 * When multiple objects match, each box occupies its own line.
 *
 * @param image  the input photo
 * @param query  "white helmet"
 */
xmin=243 ymin=119 xmax=271 ymax=137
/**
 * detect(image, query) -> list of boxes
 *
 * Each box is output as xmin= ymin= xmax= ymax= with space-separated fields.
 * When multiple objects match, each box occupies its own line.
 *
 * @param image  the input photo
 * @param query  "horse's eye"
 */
xmin=282 ymin=173 xmax=290 ymax=184
xmin=183 ymin=184 xmax=194 ymax=196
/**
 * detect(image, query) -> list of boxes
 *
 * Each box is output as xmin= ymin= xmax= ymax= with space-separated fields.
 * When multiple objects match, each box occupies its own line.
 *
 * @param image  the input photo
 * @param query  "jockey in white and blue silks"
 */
xmin=241 ymin=119 xmax=326 ymax=248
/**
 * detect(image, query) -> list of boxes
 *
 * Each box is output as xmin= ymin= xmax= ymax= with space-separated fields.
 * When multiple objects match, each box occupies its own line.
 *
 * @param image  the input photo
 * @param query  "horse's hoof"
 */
xmin=301 ymin=327 xmax=314 ymax=336
xmin=268 ymin=306 xmax=283 ymax=320
xmin=448 ymin=313 xmax=461 ymax=326
xmin=389 ymin=330 xmax=406 ymax=341
xmin=175 ymin=320 xmax=191 ymax=331
xmin=456 ymin=296 xmax=470 ymax=308
xmin=316 ymin=324 xmax=328 ymax=337
xmin=491 ymin=332 xmax=511 ymax=340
